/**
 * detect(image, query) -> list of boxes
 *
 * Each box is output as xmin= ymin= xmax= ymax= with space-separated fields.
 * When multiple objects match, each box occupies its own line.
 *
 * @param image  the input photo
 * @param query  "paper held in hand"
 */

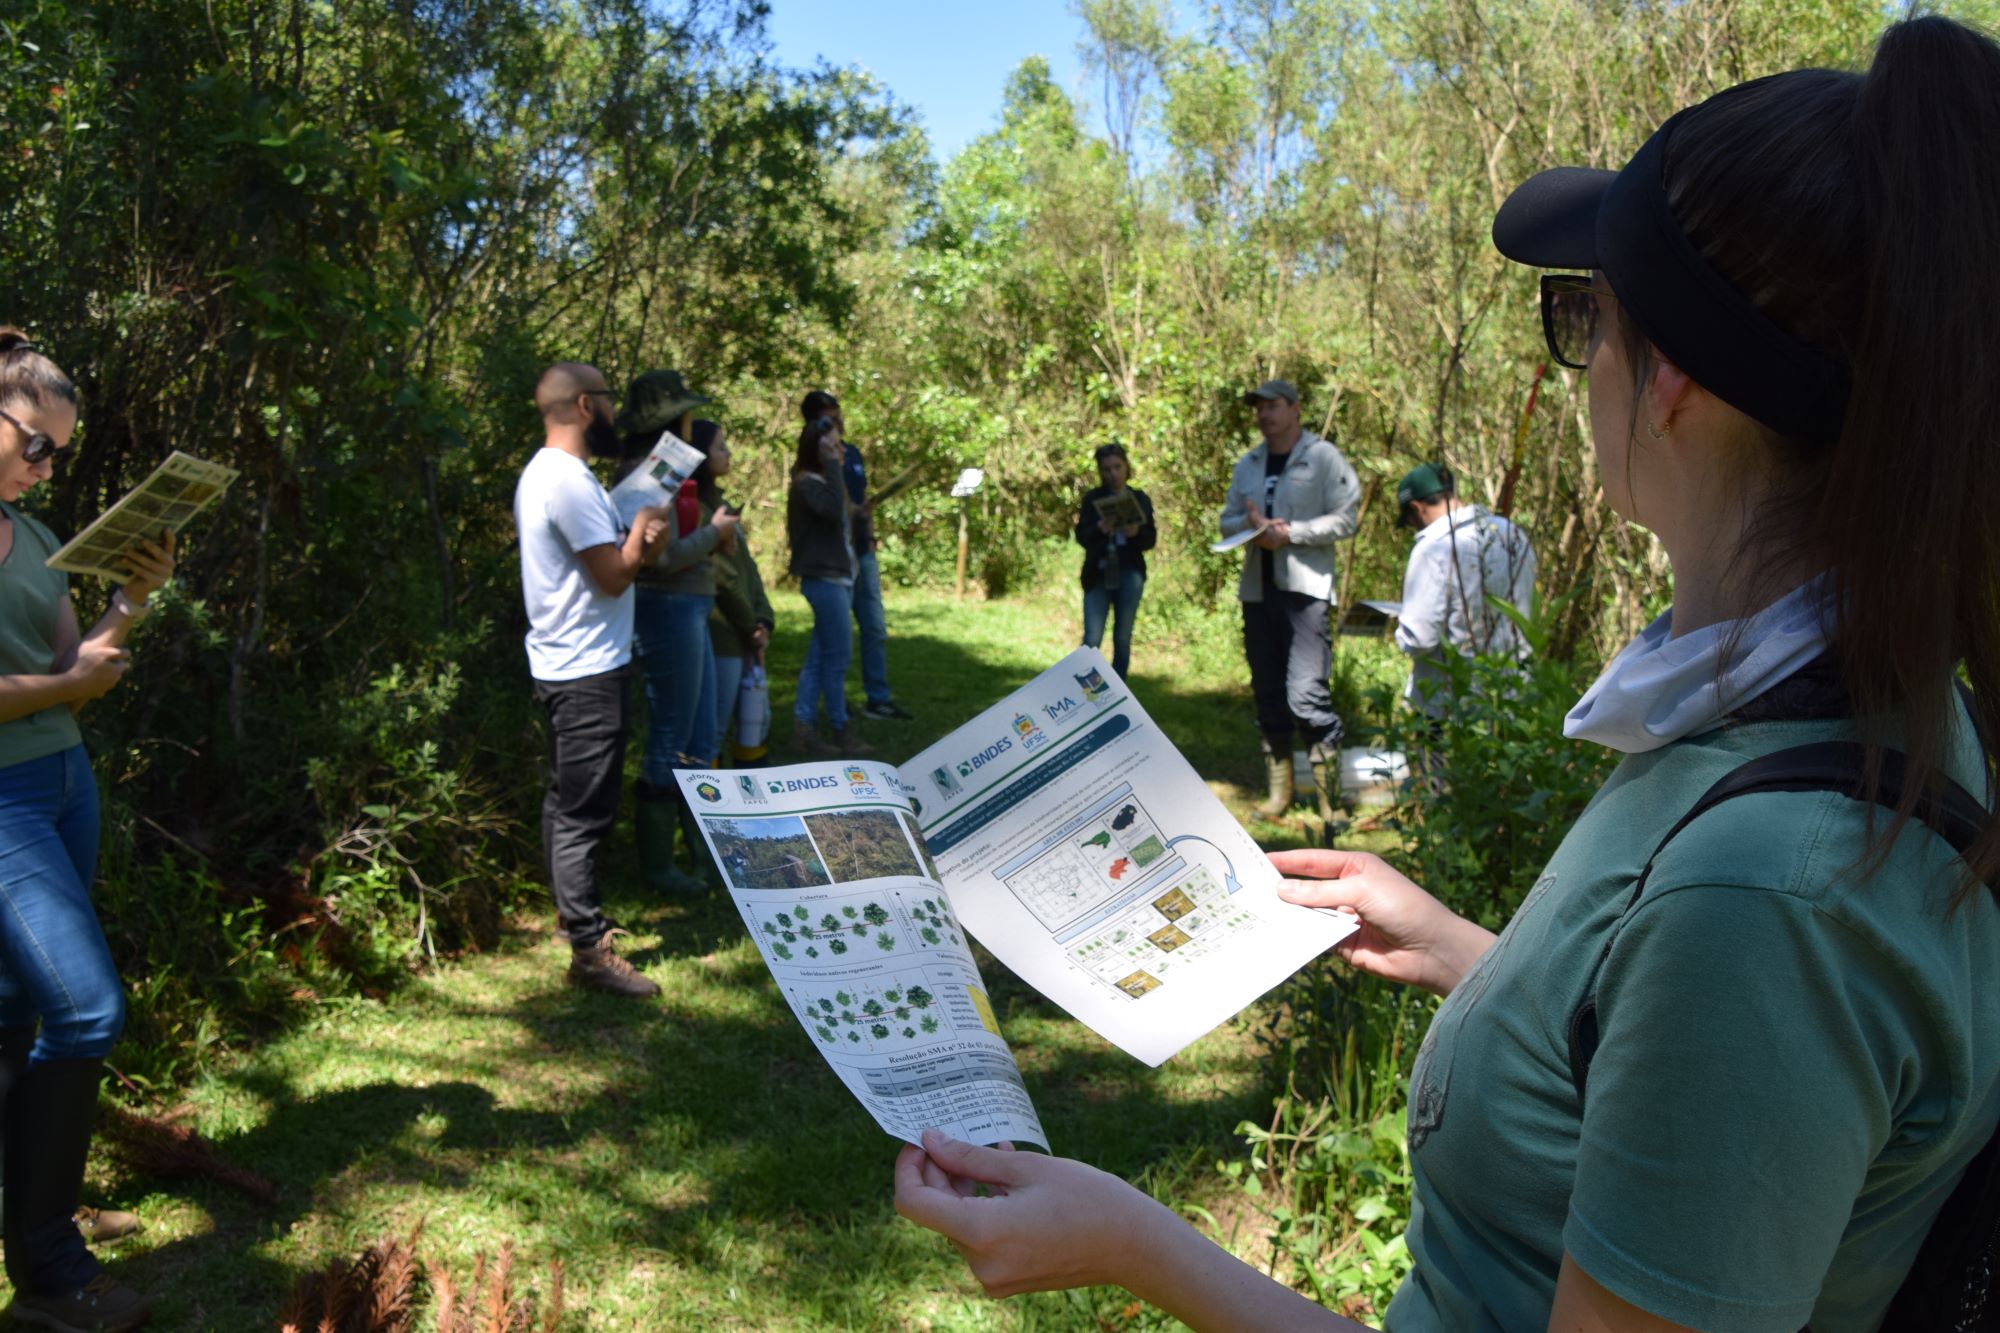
xmin=1092 ymin=491 xmax=1144 ymax=529
xmin=46 ymin=451 xmax=239 ymax=581
xmin=675 ymin=648 xmax=1356 ymax=1148
xmin=610 ymin=430 xmax=706 ymax=511
xmin=1209 ymin=525 xmax=1260 ymax=553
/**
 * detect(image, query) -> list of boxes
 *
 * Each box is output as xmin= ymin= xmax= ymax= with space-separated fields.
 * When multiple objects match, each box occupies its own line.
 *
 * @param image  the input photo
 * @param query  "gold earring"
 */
xmin=1647 ymin=419 xmax=1670 ymax=440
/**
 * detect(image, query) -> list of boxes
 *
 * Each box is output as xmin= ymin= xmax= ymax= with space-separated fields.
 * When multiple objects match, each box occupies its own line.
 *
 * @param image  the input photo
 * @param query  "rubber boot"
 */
xmin=635 ymin=782 xmax=703 ymax=896
xmin=4 ymin=1059 xmax=109 ymax=1302
xmin=1253 ymin=738 xmax=1295 ymax=820
xmin=673 ymin=789 xmax=722 ymax=893
xmin=1308 ymin=741 xmax=1342 ymax=824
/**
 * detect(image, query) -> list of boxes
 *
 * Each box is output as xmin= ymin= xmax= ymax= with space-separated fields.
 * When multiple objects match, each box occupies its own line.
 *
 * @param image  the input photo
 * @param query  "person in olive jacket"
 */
xmin=709 ymin=498 xmax=774 ymax=759
xmin=1073 ymin=443 xmax=1156 ymax=680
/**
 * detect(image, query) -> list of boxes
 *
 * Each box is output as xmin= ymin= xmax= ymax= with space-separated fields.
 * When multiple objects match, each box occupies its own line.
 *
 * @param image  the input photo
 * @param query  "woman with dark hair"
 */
xmin=894 ymin=18 xmax=2000 ymax=1331
xmin=623 ymin=412 xmax=739 ymax=895
xmin=0 ymin=329 xmax=172 ymax=1330
xmin=1072 ymin=443 xmax=1155 ymax=680
xmin=787 ymin=414 xmax=869 ymax=755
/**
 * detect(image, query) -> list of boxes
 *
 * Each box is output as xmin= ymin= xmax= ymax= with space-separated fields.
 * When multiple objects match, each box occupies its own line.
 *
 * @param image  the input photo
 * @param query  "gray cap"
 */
xmin=1242 ymin=378 xmax=1300 ymax=405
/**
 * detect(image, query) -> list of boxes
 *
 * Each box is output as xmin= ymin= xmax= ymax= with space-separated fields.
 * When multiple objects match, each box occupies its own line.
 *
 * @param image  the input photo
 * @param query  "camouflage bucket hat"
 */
xmin=615 ymin=368 xmax=711 ymax=437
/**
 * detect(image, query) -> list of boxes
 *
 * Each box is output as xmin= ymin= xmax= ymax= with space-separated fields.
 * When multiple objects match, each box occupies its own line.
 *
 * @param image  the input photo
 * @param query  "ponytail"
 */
xmin=1833 ymin=18 xmax=2000 ymax=895
xmin=0 ymin=327 xmax=76 ymax=410
xmin=1656 ymin=15 xmax=2000 ymax=897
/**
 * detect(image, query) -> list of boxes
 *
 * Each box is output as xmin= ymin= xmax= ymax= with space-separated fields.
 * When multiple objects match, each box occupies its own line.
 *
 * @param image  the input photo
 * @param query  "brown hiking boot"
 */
xmin=835 ymin=725 xmax=874 ymax=756
xmin=74 ymin=1205 xmax=142 ymax=1245
xmin=566 ymin=932 xmax=660 ymax=998
xmin=8 ymin=1275 xmax=154 ymax=1331
xmin=789 ymin=721 xmax=835 ymax=756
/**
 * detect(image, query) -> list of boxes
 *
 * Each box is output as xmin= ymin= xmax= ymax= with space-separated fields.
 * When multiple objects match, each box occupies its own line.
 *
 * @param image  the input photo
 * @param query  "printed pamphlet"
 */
xmin=47 ymin=451 xmax=239 ymax=581
xmin=674 ymin=647 xmax=1355 ymax=1148
xmin=1091 ymin=491 xmax=1145 ymax=529
xmin=610 ymin=429 xmax=706 ymax=519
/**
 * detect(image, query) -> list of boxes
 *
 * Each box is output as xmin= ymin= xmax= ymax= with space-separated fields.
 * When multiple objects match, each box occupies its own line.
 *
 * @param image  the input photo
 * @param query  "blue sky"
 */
xmin=765 ymin=0 xmax=1093 ymax=162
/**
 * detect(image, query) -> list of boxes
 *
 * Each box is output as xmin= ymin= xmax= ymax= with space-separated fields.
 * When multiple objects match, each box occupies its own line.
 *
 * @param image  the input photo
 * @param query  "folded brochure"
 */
xmin=674 ymin=647 xmax=1356 ymax=1149
xmin=610 ymin=429 xmax=706 ymax=522
xmin=46 ymin=450 xmax=239 ymax=581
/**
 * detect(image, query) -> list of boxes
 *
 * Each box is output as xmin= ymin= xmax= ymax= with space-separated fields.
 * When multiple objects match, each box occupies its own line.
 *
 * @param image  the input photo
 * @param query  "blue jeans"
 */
xmin=634 ymin=588 xmax=718 ymax=782
xmin=853 ymin=550 xmax=891 ymax=705
xmin=0 ymin=745 xmax=122 ymax=1061
xmin=795 ymin=578 xmax=853 ymax=730
xmin=713 ymin=652 xmax=745 ymax=749
xmin=802 ymin=551 xmax=892 ymax=707
xmin=1082 ymin=568 xmax=1146 ymax=680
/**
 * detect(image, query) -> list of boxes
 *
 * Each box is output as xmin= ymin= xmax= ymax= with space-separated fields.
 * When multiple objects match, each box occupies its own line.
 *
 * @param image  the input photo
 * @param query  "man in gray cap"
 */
xmin=1218 ymin=379 xmax=1362 ymax=822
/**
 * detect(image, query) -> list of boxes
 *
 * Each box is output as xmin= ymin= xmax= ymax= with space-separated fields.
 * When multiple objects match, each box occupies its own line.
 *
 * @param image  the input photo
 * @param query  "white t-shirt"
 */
xmin=514 ymin=447 xmax=632 ymax=682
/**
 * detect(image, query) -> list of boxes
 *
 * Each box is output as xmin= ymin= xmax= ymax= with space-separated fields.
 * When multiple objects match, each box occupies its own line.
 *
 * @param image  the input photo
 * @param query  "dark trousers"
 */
xmin=1242 ymin=591 xmax=1342 ymax=750
xmin=532 ymin=667 xmax=629 ymax=950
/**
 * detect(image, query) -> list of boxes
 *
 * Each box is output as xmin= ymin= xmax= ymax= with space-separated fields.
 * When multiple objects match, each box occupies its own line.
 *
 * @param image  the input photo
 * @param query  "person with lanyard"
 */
xmin=891 ymin=17 xmax=2000 ymax=1330
xmin=1392 ymin=461 xmax=1537 ymax=779
xmin=798 ymin=391 xmax=913 ymax=724
xmin=1218 ymin=378 xmax=1362 ymax=823
xmin=515 ymin=362 xmax=670 ymax=998
xmin=1072 ymin=443 xmax=1155 ymax=681
xmin=0 ymin=329 xmax=175 ymax=1331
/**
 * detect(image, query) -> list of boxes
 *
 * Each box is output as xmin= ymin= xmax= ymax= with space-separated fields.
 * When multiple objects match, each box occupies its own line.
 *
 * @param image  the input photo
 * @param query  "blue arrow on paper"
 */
xmin=1164 ymin=834 xmax=1243 ymax=895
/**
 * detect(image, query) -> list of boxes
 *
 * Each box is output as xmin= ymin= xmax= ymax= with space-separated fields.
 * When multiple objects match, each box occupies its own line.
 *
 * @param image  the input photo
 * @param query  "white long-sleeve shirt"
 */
xmin=1396 ymin=503 xmax=1537 ymax=716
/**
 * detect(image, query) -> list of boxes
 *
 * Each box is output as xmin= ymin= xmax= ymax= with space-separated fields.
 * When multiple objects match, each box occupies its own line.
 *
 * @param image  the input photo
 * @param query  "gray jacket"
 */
xmin=636 ymin=497 xmax=722 ymax=595
xmin=788 ymin=472 xmax=856 ymax=582
xmin=1218 ymin=431 xmax=1362 ymax=602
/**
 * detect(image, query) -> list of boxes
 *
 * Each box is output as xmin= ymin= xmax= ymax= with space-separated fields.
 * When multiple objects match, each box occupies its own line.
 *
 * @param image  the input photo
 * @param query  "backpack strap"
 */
xmin=1566 ymin=741 xmax=1990 ymax=1106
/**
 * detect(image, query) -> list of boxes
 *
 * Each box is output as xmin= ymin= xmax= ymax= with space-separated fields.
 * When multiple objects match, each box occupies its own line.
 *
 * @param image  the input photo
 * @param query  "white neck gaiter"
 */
xmin=1563 ymin=580 xmax=1830 ymax=754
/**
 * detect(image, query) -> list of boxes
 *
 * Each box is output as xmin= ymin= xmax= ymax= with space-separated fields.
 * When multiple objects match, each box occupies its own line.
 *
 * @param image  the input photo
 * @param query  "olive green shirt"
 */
xmin=0 ymin=501 xmax=82 ymax=769
xmin=1389 ymin=712 xmax=1999 ymax=1332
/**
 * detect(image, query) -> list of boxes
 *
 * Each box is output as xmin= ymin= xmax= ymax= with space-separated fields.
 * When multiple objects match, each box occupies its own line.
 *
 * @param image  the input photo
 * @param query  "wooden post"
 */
xmin=955 ymin=498 xmax=970 ymax=600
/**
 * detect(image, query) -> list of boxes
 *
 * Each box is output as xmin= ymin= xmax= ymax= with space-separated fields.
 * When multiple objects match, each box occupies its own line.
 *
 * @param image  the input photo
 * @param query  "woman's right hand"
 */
xmin=1271 ymin=848 xmax=1495 ymax=997
xmin=65 ymin=641 xmax=131 ymax=702
xmin=712 ymin=508 xmax=742 ymax=555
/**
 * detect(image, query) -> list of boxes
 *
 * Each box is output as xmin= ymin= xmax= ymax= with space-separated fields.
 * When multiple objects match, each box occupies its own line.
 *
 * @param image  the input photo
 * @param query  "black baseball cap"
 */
xmin=1491 ymin=77 xmax=1849 ymax=442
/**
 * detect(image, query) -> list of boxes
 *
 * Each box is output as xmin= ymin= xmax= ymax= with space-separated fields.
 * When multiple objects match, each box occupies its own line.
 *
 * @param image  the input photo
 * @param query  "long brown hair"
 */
xmin=1625 ymin=17 xmax=2000 ymax=897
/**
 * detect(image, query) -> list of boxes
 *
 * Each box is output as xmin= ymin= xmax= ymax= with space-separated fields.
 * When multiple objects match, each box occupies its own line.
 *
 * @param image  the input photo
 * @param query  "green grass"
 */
xmin=53 ymin=585 xmax=1410 ymax=1329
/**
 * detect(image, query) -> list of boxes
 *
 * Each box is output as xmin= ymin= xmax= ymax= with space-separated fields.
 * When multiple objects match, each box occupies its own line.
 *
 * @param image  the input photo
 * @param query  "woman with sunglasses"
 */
xmin=0 ymin=330 xmax=173 ymax=1330
xmin=893 ymin=17 xmax=1999 ymax=1331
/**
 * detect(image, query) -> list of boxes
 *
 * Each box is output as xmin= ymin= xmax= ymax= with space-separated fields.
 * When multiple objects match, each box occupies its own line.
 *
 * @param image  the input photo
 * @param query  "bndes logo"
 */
xmin=779 ymin=776 xmax=841 ymax=792
xmin=955 ymin=737 xmax=1013 ymax=778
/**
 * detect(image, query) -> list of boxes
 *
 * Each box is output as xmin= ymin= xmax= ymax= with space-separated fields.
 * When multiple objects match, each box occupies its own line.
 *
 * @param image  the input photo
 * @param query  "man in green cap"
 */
xmin=1218 ymin=378 xmax=1362 ymax=822
xmin=1393 ymin=461 xmax=1537 ymax=731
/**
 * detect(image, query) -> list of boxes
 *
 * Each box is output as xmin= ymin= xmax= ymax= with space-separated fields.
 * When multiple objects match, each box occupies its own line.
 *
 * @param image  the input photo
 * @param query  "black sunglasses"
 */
xmin=1540 ymin=274 xmax=1620 ymax=371
xmin=0 ymin=407 xmax=63 ymax=465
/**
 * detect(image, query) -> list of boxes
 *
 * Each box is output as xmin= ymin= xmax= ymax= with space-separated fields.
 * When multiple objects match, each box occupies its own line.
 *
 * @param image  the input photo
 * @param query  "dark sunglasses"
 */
xmin=0 ymin=407 xmax=63 ymax=465
xmin=1540 ymin=274 xmax=1620 ymax=371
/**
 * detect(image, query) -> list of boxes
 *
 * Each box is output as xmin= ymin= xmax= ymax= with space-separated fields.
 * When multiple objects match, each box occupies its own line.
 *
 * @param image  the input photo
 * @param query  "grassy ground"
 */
xmin=55 ymin=585 xmax=1407 ymax=1329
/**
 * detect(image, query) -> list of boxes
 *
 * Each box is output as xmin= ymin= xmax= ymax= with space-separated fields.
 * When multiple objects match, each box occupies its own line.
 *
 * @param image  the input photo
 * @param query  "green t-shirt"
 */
xmin=1387 ymin=712 xmax=1999 ymax=1332
xmin=0 ymin=500 xmax=82 ymax=769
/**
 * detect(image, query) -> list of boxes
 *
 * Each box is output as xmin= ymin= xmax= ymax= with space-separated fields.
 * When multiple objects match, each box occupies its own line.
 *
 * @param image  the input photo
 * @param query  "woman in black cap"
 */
xmin=892 ymin=17 xmax=2000 ymax=1330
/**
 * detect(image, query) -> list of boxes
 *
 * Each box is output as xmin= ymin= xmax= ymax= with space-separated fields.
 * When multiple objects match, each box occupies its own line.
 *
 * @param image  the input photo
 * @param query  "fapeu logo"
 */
xmin=956 ymin=736 xmax=1014 ymax=779
xmin=1042 ymin=696 xmax=1080 ymax=723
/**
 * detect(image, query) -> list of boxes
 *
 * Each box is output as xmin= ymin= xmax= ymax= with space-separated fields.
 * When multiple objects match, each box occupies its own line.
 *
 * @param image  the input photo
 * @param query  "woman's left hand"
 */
xmin=120 ymin=529 xmax=176 ymax=606
xmin=894 ymin=1129 xmax=1167 ymax=1298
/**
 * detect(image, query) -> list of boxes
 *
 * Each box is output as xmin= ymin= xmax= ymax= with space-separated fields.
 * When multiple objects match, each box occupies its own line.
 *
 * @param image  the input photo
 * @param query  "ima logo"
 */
xmin=1042 ymin=696 xmax=1080 ymax=723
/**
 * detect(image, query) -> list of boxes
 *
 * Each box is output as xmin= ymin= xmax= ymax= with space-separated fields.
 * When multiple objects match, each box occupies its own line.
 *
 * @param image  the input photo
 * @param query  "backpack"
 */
xmin=1563 ymin=740 xmax=1996 ymax=1332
